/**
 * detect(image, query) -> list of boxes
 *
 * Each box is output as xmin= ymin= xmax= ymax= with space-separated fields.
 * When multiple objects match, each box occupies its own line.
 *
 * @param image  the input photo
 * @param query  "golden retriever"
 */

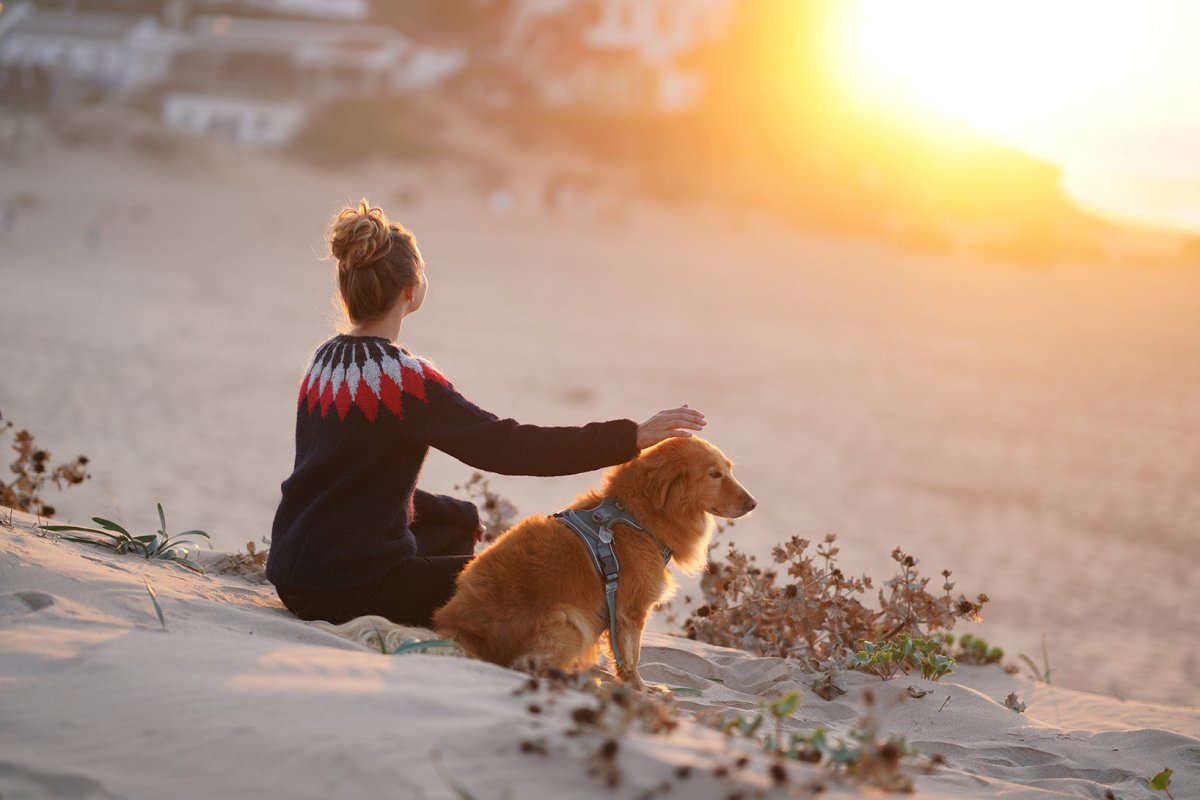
xmin=433 ymin=437 xmax=756 ymax=689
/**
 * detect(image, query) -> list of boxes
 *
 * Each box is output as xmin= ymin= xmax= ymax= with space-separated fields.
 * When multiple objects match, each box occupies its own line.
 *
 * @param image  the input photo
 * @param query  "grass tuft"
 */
xmin=1018 ymin=633 xmax=1053 ymax=683
xmin=42 ymin=502 xmax=210 ymax=573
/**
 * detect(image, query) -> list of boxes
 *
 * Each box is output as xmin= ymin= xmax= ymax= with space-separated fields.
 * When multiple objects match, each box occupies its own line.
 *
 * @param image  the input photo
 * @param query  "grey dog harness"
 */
xmin=552 ymin=498 xmax=671 ymax=672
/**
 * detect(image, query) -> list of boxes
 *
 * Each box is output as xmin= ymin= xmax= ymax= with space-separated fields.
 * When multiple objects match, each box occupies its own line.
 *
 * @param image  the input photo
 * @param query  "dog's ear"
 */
xmin=644 ymin=453 xmax=688 ymax=513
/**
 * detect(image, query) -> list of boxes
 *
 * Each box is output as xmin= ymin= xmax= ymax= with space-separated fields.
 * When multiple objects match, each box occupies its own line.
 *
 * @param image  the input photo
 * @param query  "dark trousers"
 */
xmin=275 ymin=519 xmax=474 ymax=628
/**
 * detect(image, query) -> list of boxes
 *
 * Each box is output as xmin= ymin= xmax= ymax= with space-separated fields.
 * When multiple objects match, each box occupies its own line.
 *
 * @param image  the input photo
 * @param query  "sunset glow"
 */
xmin=840 ymin=1 xmax=1140 ymax=143
xmin=836 ymin=1 xmax=1200 ymax=230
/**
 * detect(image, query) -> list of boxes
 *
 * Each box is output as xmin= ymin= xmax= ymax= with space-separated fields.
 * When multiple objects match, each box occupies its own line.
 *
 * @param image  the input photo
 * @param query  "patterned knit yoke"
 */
xmin=300 ymin=337 xmax=449 ymax=424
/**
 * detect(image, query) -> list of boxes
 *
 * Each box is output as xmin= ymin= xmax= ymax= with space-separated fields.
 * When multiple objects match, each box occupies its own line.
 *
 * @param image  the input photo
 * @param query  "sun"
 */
xmin=836 ymin=0 xmax=1144 ymax=150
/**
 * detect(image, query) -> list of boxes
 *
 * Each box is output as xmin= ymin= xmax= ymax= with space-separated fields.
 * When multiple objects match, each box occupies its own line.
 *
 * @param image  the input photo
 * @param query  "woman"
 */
xmin=267 ymin=200 xmax=706 ymax=627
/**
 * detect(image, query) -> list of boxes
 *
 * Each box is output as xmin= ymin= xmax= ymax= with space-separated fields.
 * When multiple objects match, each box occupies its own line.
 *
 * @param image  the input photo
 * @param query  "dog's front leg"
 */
xmin=612 ymin=611 xmax=649 ymax=690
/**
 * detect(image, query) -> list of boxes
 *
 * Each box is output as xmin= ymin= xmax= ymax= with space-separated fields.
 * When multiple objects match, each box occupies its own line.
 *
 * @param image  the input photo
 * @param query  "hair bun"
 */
xmin=329 ymin=199 xmax=394 ymax=271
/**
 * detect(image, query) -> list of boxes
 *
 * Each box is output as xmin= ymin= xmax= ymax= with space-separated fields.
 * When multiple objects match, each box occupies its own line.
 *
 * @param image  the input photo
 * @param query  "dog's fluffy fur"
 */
xmin=433 ymin=437 xmax=756 ymax=689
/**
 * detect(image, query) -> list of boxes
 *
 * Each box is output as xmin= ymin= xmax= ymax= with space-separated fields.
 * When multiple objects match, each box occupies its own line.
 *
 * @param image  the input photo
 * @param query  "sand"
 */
xmin=0 ymin=113 xmax=1198 ymax=717
xmin=2 ymin=510 xmax=1197 ymax=800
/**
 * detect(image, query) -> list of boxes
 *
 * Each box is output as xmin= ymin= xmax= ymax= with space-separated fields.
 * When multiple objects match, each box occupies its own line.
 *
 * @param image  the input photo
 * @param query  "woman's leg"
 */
xmin=361 ymin=555 xmax=472 ymax=627
xmin=276 ymin=523 xmax=473 ymax=627
xmin=275 ymin=581 xmax=378 ymax=625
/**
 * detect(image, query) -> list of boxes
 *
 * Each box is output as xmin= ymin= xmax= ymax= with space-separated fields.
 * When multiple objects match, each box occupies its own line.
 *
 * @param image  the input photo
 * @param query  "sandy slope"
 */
xmin=0 ymin=128 xmax=1198 ymax=707
xmin=1 ymin=513 xmax=1196 ymax=800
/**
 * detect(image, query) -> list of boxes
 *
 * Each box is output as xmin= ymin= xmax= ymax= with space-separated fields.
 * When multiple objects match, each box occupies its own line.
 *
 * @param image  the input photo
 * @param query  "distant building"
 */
xmin=0 ymin=3 xmax=464 ymax=145
xmin=504 ymin=0 xmax=735 ymax=112
xmin=163 ymin=92 xmax=306 ymax=145
xmin=0 ymin=4 xmax=163 ymax=94
xmin=584 ymin=0 xmax=731 ymax=63
xmin=204 ymin=0 xmax=371 ymax=22
xmin=171 ymin=15 xmax=460 ymax=101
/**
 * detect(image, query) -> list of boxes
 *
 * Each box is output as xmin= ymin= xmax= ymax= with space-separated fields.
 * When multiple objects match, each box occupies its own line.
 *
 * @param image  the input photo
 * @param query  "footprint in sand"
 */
xmin=0 ymin=760 xmax=120 ymax=799
xmin=0 ymin=590 xmax=55 ymax=615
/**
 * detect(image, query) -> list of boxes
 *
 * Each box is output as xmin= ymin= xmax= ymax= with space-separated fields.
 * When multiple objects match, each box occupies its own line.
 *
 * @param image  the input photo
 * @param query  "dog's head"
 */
xmin=638 ymin=436 xmax=757 ymax=520
xmin=609 ymin=436 xmax=756 ymax=572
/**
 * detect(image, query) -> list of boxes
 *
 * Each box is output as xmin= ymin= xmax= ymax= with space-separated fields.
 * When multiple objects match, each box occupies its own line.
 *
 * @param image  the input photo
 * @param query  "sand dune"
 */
xmin=0 ymin=129 xmax=1198 ymax=709
xmin=1 ymin=512 xmax=1196 ymax=799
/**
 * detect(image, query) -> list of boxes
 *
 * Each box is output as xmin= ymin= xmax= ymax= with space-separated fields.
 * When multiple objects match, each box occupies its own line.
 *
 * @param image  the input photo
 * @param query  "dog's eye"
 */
xmin=709 ymin=470 xmax=722 ymax=479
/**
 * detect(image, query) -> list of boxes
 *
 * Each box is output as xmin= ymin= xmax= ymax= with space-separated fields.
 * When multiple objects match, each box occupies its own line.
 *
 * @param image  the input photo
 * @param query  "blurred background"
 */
xmin=0 ymin=0 xmax=1197 ymax=706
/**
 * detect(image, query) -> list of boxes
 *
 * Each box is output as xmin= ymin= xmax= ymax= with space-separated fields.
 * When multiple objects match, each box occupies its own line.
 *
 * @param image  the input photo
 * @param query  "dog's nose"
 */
xmin=743 ymin=494 xmax=758 ymax=513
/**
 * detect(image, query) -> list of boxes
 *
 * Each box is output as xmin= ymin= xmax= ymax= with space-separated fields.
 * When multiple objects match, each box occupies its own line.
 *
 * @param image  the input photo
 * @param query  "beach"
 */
xmin=1 ymin=120 xmax=1198 ymax=724
xmin=2 ymin=508 xmax=1197 ymax=799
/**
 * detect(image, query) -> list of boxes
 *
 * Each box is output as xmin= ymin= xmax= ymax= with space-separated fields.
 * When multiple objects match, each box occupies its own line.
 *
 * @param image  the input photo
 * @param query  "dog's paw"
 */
xmin=512 ymin=654 xmax=574 ymax=680
xmin=618 ymin=669 xmax=650 ymax=693
xmin=511 ymin=654 xmax=543 ymax=675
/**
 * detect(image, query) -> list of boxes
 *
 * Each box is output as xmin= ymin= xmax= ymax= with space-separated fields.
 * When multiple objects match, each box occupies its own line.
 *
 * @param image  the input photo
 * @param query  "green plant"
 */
xmin=361 ymin=618 xmax=457 ymax=656
xmin=144 ymin=578 xmax=166 ymax=631
xmin=1149 ymin=768 xmax=1176 ymax=799
xmin=1018 ymin=633 xmax=1053 ymax=683
xmin=789 ymin=724 xmax=920 ymax=791
xmin=42 ymin=503 xmax=210 ymax=573
xmin=391 ymin=639 xmax=457 ymax=656
xmin=763 ymin=691 xmax=802 ymax=754
xmin=943 ymin=632 xmax=1004 ymax=665
xmin=713 ymin=691 xmax=933 ymax=792
xmin=0 ymin=410 xmax=90 ymax=517
xmin=852 ymin=634 xmax=955 ymax=681
xmin=717 ymin=707 xmax=765 ymax=737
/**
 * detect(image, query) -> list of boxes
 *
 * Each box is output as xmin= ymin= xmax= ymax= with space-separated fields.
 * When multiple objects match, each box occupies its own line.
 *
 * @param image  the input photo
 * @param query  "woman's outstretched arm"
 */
xmin=409 ymin=372 xmax=705 ymax=476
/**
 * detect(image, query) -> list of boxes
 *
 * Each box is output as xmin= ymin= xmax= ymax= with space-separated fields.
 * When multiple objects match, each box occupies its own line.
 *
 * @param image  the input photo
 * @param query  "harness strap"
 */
xmin=552 ymin=498 xmax=670 ymax=672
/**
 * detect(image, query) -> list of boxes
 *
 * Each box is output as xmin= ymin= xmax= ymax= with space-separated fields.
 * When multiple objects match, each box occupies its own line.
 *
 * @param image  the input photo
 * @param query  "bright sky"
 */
xmin=837 ymin=0 xmax=1200 ymax=232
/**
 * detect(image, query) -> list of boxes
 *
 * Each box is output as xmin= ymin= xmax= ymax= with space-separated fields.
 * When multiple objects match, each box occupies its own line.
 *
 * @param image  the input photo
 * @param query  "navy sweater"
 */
xmin=267 ymin=334 xmax=640 ymax=592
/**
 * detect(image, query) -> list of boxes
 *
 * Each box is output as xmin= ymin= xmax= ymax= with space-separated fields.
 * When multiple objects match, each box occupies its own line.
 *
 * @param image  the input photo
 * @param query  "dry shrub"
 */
xmin=671 ymin=533 xmax=988 ymax=670
xmin=214 ymin=539 xmax=271 ymax=583
xmin=0 ymin=410 xmax=90 ymax=518
xmin=453 ymin=472 xmax=518 ymax=545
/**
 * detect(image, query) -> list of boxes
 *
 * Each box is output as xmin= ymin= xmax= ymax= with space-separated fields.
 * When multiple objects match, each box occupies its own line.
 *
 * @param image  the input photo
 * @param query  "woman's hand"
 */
xmin=636 ymin=404 xmax=706 ymax=449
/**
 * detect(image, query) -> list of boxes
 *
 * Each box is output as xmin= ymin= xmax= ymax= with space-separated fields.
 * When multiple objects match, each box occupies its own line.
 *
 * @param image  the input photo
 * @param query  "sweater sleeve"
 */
xmin=407 ymin=375 xmax=640 ymax=476
xmin=413 ymin=489 xmax=481 ymax=530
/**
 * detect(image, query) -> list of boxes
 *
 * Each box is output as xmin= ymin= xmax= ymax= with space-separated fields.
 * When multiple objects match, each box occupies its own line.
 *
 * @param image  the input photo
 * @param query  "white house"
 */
xmin=175 ymin=15 xmax=464 ymax=101
xmin=0 ymin=4 xmax=162 ymax=91
xmin=162 ymin=91 xmax=306 ymax=145
xmin=584 ymin=0 xmax=732 ymax=63
xmin=503 ymin=0 xmax=735 ymax=112
xmin=201 ymin=0 xmax=370 ymax=22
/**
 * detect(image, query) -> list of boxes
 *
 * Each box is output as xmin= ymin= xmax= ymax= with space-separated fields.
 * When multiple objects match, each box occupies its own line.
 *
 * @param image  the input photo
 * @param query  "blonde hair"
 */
xmin=328 ymin=199 xmax=422 ymax=325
